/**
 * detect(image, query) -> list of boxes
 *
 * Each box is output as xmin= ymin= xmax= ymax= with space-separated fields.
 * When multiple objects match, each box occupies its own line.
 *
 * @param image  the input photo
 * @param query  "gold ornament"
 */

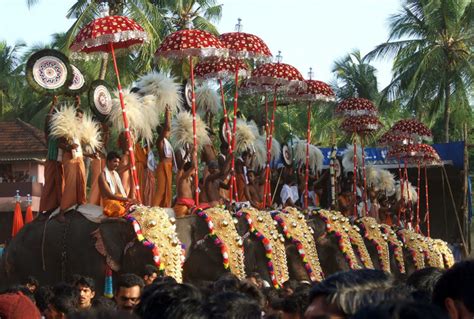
xmin=356 ymin=217 xmax=391 ymax=273
xmin=379 ymin=224 xmax=406 ymax=274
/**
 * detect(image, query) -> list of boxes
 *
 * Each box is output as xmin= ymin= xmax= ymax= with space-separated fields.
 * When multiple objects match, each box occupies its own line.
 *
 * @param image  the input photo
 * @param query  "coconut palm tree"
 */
xmin=0 ymin=41 xmax=25 ymax=117
xmin=366 ymin=0 xmax=474 ymax=142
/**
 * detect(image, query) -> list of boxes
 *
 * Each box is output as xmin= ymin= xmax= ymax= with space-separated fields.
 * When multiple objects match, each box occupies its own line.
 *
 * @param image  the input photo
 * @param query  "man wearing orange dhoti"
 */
xmin=99 ymin=151 xmax=136 ymax=217
xmin=153 ymin=107 xmax=173 ymax=207
xmin=39 ymin=104 xmax=64 ymax=213
xmin=117 ymin=132 xmax=135 ymax=199
xmin=135 ymin=144 xmax=147 ymax=202
xmin=235 ymin=151 xmax=251 ymax=202
xmin=88 ymin=123 xmax=109 ymax=205
xmin=57 ymin=110 xmax=87 ymax=222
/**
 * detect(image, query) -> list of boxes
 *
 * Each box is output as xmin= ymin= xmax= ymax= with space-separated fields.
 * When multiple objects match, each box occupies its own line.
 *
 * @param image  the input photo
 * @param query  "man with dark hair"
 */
xmin=99 ymin=151 xmax=136 ymax=217
xmin=206 ymin=292 xmax=261 ymax=319
xmin=407 ymin=267 xmax=445 ymax=303
xmin=304 ymin=269 xmax=396 ymax=318
xmin=74 ymin=276 xmax=95 ymax=310
xmin=46 ymin=284 xmax=79 ymax=319
xmin=141 ymin=264 xmax=159 ymax=286
xmin=153 ymin=106 xmax=173 ymax=207
xmin=23 ymin=276 xmax=39 ymax=294
xmin=114 ymin=274 xmax=144 ymax=314
xmin=433 ymin=260 xmax=474 ymax=319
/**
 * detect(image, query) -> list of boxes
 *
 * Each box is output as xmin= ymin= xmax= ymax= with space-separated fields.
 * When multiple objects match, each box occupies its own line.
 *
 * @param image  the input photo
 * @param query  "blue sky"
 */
xmin=0 ymin=0 xmax=401 ymax=88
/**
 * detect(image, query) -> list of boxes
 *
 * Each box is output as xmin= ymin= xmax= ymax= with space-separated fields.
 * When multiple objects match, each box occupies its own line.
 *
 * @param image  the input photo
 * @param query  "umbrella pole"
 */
xmin=353 ymin=137 xmax=358 ymax=218
xmin=397 ymin=157 xmax=403 ymax=226
xmin=231 ymin=67 xmax=240 ymax=202
xmin=416 ymin=162 xmax=421 ymax=233
xmin=304 ymin=102 xmax=311 ymax=209
xmin=263 ymin=88 xmax=277 ymax=208
xmin=404 ymin=160 xmax=411 ymax=226
xmin=263 ymin=93 xmax=269 ymax=208
xmin=361 ymin=137 xmax=368 ymax=217
xmin=110 ymin=43 xmax=141 ymax=203
xmin=219 ymin=79 xmax=234 ymax=203
xmin=189 ymin=56 xmax=199 ymax=206
xmin=424 ymin=165 xmax=430 ymax=237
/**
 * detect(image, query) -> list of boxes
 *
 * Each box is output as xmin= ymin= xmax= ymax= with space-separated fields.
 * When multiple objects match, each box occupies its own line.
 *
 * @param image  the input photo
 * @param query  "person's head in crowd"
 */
xmin=433 ymin=260 xmax=474 ymax=319
xmin=46 ymin=283 xmax=79 ymax=319
xmin=91 ymin=296 xmax=117 ymax=311
xmin=407 ymin=267 xmax=445 ymax=303
xmin=106 ymin=151 xmax=121 ymax=171
xmin=35 ymin=286 xmax=54 ymax=315
xmin=136 ymin=282 xmax=203 ymax=319
xmin=206 ymin=291 xmax=261 ymax=319
xmin=352 ymin=301 xmax=449 ymax=319
xmin=141 ymin=264 xmax=159 ymax=286
xmin=152 ymin=275 xmax=177 ymax=285
xmin=239 ymin=280 xmax=266 ymax=309
xmin=212 ymin=273 xmax=241 ymax=293
xmin=2 ymin=285 xmax=34 ymax=302
xmin=282 ymin=279 xmax=301 ymax=296
xmin=305 ymin=269 xmax=395 ymax=318
xmin=114 ymin=273 xmax=144 ymax=314
xmin=246 ymin=272 xmax=263 ymax=289
xmin=68 ymin=308 xmax=139 ymax=319
xmin=0 ymin=292 xmax=41 ymax=319
xmin=23 ymin=276 xmax=39 ymax=294
xmin=74 ymin=276 xmax=96 ymax=310
xmin=208 ymin=160 xmax=219 ymax=175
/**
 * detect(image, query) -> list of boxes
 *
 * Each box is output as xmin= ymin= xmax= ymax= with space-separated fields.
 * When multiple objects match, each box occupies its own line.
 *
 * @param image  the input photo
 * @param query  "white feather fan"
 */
xmin=234 ymin=119 xmax=259 ymax=153
xmin=196 ymin=85 xmax=221 ymax=116
xmin=269 ymin=136 xmax=281 ymax=162
xmin=378 ymin=169 xmax=396 ymax=196
xmin=293 ymin=140 xmax=324 ymax=173
xmin=49 ymin=105 xmax=80 ymax=141
xmin=366 ymin=166 xmax=381 ymax=190
xmin=110 ymin=88 xmax=153 ymax=142
xmin=342 ymin=144 xmax=364 ymax=173
xmin=80 ymin=113 xmax=102 ymax=153
xmin=170 ymin=111 xmax=210 ymax=152
xmin=135 ymin=71 xmax=182 ymax=115
xmin=395 ymin=181 xmax=418 ymax=203
xmin=140 ymin=94 xmax=161 ymax=131
xmin=251 ymin=136 xmax=267 ymax=171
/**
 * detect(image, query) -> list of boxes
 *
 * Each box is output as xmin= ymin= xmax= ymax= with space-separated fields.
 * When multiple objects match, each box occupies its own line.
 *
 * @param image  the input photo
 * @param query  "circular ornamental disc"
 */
xmin=88 ymin=80 xmax=113 ymax=122
xmin=282 ymin=144 xmax=293 ymax=167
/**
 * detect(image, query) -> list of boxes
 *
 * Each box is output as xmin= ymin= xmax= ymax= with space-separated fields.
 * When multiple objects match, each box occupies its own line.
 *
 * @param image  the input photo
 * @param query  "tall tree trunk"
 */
xmin=443 ymin=83 xmax=451 ymax=143
xmin=98 ymin=54 xmax=109 ymax=80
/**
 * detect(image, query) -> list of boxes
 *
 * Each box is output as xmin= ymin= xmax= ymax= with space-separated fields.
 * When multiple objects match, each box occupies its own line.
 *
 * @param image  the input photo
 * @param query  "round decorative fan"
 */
xmin=282 ymin=144 xmax=293 ymax=167
xmin=181 ymin=80 xmax=193 ymax=111
xmin=66 ymin=64 xmax=88 ymax=96
xmin=25 ymin=49 xmax=73 ymax=95
xmin=88 ymin=80 xmax=113 ymax=122
xmin=219 ymin=118 xmax=232 ymax=148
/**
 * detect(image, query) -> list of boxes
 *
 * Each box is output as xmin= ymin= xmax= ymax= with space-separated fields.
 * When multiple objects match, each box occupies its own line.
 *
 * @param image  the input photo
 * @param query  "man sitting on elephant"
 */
xmin=99 ymin=151 xmax=137 ymax=217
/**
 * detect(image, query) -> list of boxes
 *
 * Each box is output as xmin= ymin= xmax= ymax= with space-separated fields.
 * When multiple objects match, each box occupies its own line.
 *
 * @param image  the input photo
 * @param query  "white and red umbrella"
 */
xmin=336 ymin=97 xmax=380 ymax=217
xmin=248 ymin=57 xmax=305 ymax=208
xmin=290 ymin=70 xmax=335 ymax=208
xmin=390 ymin=119 xmax=432 ymax=142
xmin=155 ymin=28 xmax=227 ymax=205
xmin=70 ymin=14 xmax=148 ymax=202
xmin=217 ymin=21 xmax=273 ymax=203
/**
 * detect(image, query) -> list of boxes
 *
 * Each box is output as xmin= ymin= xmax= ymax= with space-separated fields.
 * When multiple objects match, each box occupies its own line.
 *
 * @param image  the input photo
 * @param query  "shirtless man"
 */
xmin=203 ymin=159 xmax=231 ymax=207
xmin=246 ymin=170 xmax=264 ymax=209
xmin=173 ymin=160 xmax=197 ymax=217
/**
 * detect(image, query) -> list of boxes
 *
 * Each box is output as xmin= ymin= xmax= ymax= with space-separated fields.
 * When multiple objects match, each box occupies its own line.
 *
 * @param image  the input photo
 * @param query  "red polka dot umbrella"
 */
xmin=335 ymin=97 xmax=378 ymax=117
xmin=155 ymin=28 xmax=228 ymax=205
xmin=337 ymin=97 xmax=380 ymax=217
xmin=390 ymin=119 xmax=432 ymax=141
xmin=219 ymin=31 xmax=272 ymax=61
xmin=247 ymin=61 xmax=305 ymax=207
xmin=70 ymin=14 xmax=148 ymax=203
xmin=290 ymin=77 xmax=336 ymax=208
xmin=194 ymin=56 xmax=249 ymax=80
xmin=379 ymin=130 xmax=415 ymax=147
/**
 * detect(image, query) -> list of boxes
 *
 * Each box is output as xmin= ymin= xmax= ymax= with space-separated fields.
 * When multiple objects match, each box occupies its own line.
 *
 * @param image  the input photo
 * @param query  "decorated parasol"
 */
xmin=337 ymin=97 xmax=380 ymax=217
xmin=218 ymin=19 xmax=273 ymax=203
xmin=70 ymin=7 xmax=148 ymax=202
xmin=155 ymin=24 xmax=228 ymax=205
xmin=290 ymin=68 xmax=335 ymax=208
xmin=247 ymin=52 xmax=305 ymax=208
xmin=390 ymin=119 xmax=432 ymax=142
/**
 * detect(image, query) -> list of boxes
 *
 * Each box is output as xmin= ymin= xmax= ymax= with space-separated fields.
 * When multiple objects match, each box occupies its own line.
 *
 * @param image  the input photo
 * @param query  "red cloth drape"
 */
xmin=24 ymin=205 xmax=34 ymax=224
xmin=11 ymin=202 xmax=24 ymax=237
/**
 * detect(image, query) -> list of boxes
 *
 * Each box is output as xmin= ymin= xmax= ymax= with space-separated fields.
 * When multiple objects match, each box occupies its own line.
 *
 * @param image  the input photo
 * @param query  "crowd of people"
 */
xmin=0 ymin=259 xmax=473 ymax=318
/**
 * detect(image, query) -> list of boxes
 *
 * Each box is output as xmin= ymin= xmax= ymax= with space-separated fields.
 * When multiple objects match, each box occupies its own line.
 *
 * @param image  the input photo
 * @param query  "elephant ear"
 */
xmin=94 ymin=219 xmax=136 ymax=272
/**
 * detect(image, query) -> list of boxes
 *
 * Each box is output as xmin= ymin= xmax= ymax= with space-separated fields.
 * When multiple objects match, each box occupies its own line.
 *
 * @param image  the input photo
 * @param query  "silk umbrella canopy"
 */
xmin=247 ymin=60 xmax=305 ymax=208
xmin=155 ymin=28 xmax=228 ymax=205
xmin=70 ymin=14 xmax=148 ymax=202
xmin=390 ymin=119 xmax=432 ymax=142
xmin=290 ymin=74 xmax=335 ymax=208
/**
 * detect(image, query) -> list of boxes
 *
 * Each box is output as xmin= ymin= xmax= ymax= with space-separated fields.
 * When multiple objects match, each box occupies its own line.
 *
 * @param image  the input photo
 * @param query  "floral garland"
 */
xmin=397 ymin=229 xmax=425 ymax=270
xmin=356 ymin=217 xmax=391 ymax=273
xmin=272 ymin=208 xmax=324 ymax=282
xmin=125 ymin=206 xmax=185 ymax=283
xmin=379 ymin=224 xmax=406 ymax=274
xmin=196 ymin=207 xmax=246 ymax=280
xmin=238 ymin=208 xmax=289 ymax=288
xmin=314 ymin=210 xmax=362 ymax=270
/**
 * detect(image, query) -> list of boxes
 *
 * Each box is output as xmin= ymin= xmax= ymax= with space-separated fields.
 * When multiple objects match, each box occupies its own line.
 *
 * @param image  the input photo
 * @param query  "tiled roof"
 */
xmin=0 ymin=119 xmax=47 ymax=160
